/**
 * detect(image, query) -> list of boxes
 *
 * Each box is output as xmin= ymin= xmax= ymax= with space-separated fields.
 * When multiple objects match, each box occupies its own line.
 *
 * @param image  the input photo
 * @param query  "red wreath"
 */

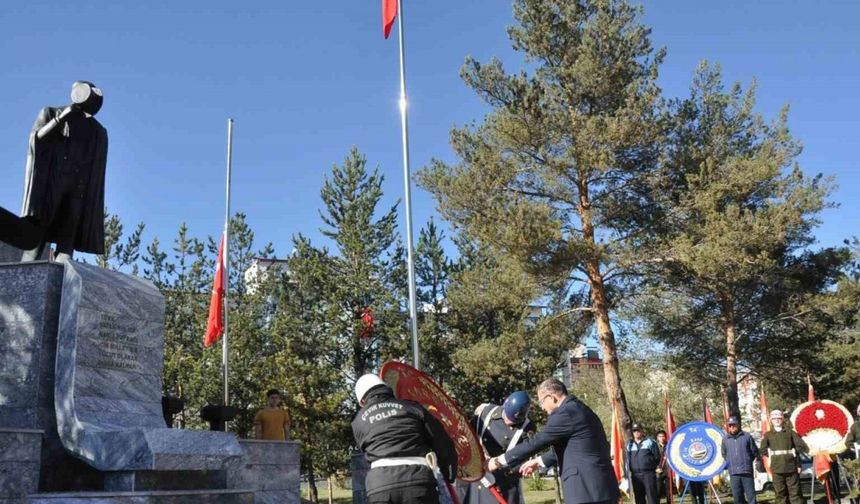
xmin=790 ymin=400 xmax=854 ymax=455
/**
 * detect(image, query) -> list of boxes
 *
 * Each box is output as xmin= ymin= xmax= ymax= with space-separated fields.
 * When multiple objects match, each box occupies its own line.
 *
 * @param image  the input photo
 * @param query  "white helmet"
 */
xmin=355 ymin=374 xmax=387 ymax=402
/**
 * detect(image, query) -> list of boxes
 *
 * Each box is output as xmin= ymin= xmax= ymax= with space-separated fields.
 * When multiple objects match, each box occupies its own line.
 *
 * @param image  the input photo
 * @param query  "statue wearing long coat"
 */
xmin=21 ymin=106 xmax=107 ymax=255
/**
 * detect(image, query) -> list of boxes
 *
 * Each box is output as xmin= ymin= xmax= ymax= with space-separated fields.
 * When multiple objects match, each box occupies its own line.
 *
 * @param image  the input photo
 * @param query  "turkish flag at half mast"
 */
xmin=204 ymin=235 xmax=226 ymax=347
xmin=382 ymin=0 xmax=397 ymax=39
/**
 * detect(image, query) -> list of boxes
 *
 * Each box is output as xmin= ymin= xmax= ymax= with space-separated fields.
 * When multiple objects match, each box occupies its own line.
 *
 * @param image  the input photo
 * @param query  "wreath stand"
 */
xmin=676 ymin=479 xmax=723 ymax=504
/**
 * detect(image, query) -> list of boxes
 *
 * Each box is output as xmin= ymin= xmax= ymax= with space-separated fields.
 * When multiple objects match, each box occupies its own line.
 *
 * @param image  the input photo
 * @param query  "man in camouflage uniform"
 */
xmin=759 ymin=410 xmax=807 ymax=504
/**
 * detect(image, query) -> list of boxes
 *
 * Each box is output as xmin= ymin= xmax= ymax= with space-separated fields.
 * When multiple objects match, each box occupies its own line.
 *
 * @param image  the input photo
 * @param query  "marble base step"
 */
xmin=28 ymin=489 xmax=254 ymax=504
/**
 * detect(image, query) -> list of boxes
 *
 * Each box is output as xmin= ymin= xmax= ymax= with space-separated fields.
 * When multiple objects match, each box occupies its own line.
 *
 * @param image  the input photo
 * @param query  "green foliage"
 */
xmin=570 ymin=359 xmax=713 ymax=436
xmin=634 ymin=62 xmax=850 ymax=411
xmin=136 ymin=214 xmax=275 ymax=433
xmin=525 ymin=474 xmax=548 ymax=492
xmin=274 ymin=237 xmax=352 ymax=490
xmin=317 ymin=147 xmax=408 ymax=379
xmin=417 ymin=0 xmax=670 ymax=433
xmin=97 ymin=208 xmax=144 ymax=274
xmin=844 ymin=459 xmax=860 ymax=499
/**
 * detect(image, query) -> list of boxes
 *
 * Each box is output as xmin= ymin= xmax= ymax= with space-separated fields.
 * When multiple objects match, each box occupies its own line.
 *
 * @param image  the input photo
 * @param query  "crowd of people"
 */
xmin=258 ymin=377 xmax=860 ymax=504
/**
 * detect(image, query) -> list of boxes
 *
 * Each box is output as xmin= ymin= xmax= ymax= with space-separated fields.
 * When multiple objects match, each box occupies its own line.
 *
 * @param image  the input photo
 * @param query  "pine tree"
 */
xmin=415 ymin=219 xmax=453 ymax=383
xmin=274 ymin=237 xmax=351 ymax=503
xmin=97 ymin=210 xmax=144 ymax=274
xmin=637 ymin=62 xmax=848 ymax=413
xmin=318 ymin=147 xmax=407 ymax=379
xmin=418 ymin=0 xmax=666 ymax=434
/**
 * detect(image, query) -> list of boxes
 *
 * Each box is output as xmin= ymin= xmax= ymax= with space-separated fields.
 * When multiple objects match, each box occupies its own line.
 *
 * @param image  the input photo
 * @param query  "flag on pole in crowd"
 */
xmin=610 ymin=403 xmax=628 ymax=495
xmin=721 ymin=391 xmax=731 ymax=430
xmin=382 ymin=0 xmax=397 ymax=38
xmin=702 ymin=398 xmax=723 ymax=486
xmin=204 ymin=118 xmax=234 ymax=409
xmin=664 ymin=392 xmax=678 ymax=503
xmin=703 ymin=397 xmax=714 ymax=424
xmin=381 ymin=0 xmax=421 ymax=369
xmin=759 ymin=386 xmax=772 ymax=474
xmin=203 ymin=234 xmax=226 ymax=348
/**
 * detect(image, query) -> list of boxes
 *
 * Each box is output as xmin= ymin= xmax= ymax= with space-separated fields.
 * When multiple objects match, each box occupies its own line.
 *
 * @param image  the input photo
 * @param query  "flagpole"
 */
xmin=222 ymin=118 xmax=233 ymax=406
xmin=395 ymin=0 xmax=421 ymax=370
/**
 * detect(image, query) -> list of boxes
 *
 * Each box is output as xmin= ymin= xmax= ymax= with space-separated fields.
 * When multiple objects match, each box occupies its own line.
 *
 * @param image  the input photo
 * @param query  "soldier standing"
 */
xmin=459 ymin=391 xmax=536 ymax=504
xmin=759 ymin=410 xmax=807 ymax=504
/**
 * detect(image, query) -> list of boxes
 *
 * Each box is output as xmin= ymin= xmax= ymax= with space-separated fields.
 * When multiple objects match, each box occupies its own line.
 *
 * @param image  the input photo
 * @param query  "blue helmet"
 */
xmin=502 ymin=391 xmax=531 ymax=425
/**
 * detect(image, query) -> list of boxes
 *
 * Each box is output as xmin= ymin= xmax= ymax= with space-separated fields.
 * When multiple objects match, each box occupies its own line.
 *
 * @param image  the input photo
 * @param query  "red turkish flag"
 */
xmin=610 ymin=404 xmax=625 ymax=484
xmin=382 ymin=0 xmax=397 ymax=39
xmin=760 ymin=388 xmax=772 ymax=474
xmin=359 ymin=307 xmax=374 ymax=339
xmin=664 ymin=393 xmax=678 ymax=503
xmin=204 ymin=235 xmax=226 ymax=348
xmin=703 ymin=398 xmax=714 ymax=424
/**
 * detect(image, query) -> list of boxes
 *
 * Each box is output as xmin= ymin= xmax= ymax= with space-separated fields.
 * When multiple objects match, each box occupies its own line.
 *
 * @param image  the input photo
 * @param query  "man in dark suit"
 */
xmin=487 ymin=378 xmax=620 ymax=504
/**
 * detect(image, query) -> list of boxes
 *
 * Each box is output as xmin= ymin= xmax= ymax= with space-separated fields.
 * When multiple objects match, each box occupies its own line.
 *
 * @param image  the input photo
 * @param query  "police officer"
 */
xmin=459 ymin=391 xmax=536 ymax=504
xmin=626 ymin=423 xmax=661 ymax=504
xmin=758 ymin=410 xmax=807 ymax=504
xmin=352 ymin=374 xmax=458 ymax=504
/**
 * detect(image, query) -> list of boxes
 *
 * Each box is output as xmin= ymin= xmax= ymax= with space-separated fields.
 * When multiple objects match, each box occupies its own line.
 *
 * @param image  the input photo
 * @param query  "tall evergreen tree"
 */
xmin=415 ymin=219 xmax=454 ymax=383
xmin=636 ymin=62 xmax=847 ymax=413
xmin=318 ymin=147 xmax=408 ymax=379
xmin=418 ymin=0 xmax=666 ymax=434
xmin=274 ymin=236 xmax=351 ymax=503
xmin=439 ymin=233 xmax=578 ymax=410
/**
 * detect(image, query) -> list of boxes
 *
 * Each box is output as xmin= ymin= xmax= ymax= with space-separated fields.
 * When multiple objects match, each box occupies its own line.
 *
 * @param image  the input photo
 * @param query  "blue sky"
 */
xmin=1 ymin=1 xmax=857 ymax=262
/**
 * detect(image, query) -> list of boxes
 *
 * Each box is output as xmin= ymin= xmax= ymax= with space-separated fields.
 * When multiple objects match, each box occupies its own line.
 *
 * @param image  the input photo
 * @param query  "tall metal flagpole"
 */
xmin=395 ymin=0 xmax=420 ymax=370
xmin=222 ymin=118 xmax=233 ymax=405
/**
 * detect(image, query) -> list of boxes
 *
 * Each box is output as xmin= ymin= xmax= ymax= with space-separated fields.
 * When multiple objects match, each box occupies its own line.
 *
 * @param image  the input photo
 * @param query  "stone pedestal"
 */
xmin=54 ymin=261 xmax=243 ymax=473
xmin=0 ymin=262 xmax=63 ymax=431
xmin=0 ymin=428 xmax=42 ymax=504
xmin=0 ymin=242 xmax=23 ymax=263
xmin=0 ymin=262 xmax=96 ymax=492
xmin=28 ymin=489 xmax=255 ymax=504
xmin=1 ymin=261 xmax=268 ymax=502
xmin=228 ymin=440 xmax=300 ymax=504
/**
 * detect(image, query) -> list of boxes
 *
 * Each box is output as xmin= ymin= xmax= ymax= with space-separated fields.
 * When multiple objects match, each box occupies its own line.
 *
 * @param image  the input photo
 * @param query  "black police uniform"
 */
xmin=352 ymin=386 xmax=457 ymax=504
xmin=457 ymin=403 xmax=536 ymax=504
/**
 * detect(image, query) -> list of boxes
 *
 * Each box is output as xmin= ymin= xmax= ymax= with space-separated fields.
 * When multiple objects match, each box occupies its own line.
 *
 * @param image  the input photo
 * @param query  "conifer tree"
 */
xmin=318 ymin=147 xmax=408 ymax=379
xmin=418 ymin=0 xmax=666 ymax=433
xmin=274 ymin=237 xmax=350 ymax=503
xmin=415 ymin=219 xmax=453 ymax=383
xmin=637 ymin=62 xmax=846 ymax=413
